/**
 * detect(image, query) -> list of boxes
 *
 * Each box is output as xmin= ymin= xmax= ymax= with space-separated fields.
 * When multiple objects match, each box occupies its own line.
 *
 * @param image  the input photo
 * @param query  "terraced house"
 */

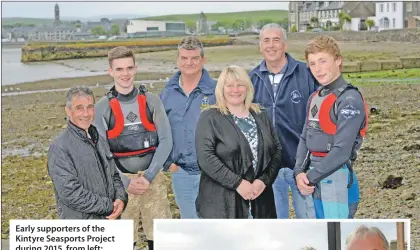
xmin=289 ymin=1 xmax=375 ymax=32
xmin=375 ymin=1 xmax=420 ymax=30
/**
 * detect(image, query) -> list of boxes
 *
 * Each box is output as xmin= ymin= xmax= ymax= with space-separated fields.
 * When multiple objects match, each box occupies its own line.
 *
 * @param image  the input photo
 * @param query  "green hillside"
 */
xmin=140 ymin=10 xmax=288 ymax=24
xmin=1 ymin=17 xmax=70 ymax=26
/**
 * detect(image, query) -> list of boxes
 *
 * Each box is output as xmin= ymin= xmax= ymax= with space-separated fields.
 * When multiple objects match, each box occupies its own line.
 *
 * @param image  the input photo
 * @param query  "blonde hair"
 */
xmin=305 ymin=35 xmax=342 ymax=70
xmin=210 ymin=65 xmax=261 ymax=115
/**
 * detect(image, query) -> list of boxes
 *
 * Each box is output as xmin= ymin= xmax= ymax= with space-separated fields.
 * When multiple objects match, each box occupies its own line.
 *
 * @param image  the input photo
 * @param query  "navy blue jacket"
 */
xmin=250 ymin=53 xmax=318 ymax=169
xmin=160 ymin=69 xmax=216 ymax=174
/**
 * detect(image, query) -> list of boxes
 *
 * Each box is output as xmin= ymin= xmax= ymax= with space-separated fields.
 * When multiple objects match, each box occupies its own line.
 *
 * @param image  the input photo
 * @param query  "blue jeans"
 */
xmin=272 ymin=168 xmax=309 ymax=218
xmin=170 ymin=167 xmax=200 ymax=219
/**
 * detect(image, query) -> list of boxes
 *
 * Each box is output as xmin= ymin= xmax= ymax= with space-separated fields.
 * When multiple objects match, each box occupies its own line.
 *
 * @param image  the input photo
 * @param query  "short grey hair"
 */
xmin=178 ymin=36 xmax=204 ymax=57
xmin=345 ymin=225 xmax=389 ymax=250
xmin=260 ymin=23 xmax=288 ymax=42
xmin=300 ymin=247 xmax=317 ymax=250
xmin=66 ymin=86 xmax=95 ymax=108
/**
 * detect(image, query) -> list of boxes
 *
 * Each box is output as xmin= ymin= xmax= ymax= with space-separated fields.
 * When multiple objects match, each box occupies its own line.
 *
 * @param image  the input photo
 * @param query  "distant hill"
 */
xmin=1 ymin=17 xmax=68 ymax=26
xmin=1 ymin=14 xmax=147 ymax=27
xmin=139 ymin=10 xmax=288 ymax=24
xmin=1 ymin=10 xmax=288 ymax=27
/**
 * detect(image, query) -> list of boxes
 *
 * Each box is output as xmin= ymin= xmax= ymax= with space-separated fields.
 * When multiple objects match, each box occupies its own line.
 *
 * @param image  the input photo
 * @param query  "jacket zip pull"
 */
xmin=272 ymin=103 xmax=276 ymax=127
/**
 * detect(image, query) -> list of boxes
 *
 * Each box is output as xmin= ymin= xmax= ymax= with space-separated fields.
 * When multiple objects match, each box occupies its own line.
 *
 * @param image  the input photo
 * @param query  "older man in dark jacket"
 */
xmin=48 ymin=86 xmax=128 ymax=219
xmin=249 ymin=23 xmax=318 ymax=219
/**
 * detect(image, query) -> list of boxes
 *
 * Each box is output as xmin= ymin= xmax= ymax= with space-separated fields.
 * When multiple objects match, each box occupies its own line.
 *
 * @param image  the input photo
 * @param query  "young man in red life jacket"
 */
xmin=293 ymin=36 xmax=368 ymax=219
xmin=93 ymin=46 xmax=172 ymax=250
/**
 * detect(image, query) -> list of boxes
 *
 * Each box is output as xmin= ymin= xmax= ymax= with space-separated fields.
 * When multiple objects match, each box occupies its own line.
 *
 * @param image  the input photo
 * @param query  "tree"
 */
xmin=281 ymin=17 xmax=289 ymax=30
xmin=109 ymin=24 xmax=120 ymax=35
xmin=185 ymin=21 xmax=196 ymax=32
xmin=291 ymin=25 xmax=297 ymax=32
xmin=232 ymin=20 xmax=244 ymax=31
xmin=339 ymin=11 xmax=352 ymax=30
xmin=310 ymin=17 xmax=319 ymax=28
xmin=366 ymin=19 xmax=375 ymax=31
xmin=243 ymin=18 xmax=253 ymax=30
xmin=91 ymin=26 xmax=106 ymax=36
xmin=258 ymin=18 xmax=274 ymax=29
xmin=100 ymin=18 xmax=110 ymax=24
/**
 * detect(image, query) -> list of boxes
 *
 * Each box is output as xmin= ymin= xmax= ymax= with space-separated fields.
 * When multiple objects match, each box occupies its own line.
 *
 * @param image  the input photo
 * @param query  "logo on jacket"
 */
xmin=127 ymin=124 xmax=140 ymax=131
xmin=291 ymin=90 xmax=302 ymax=104
xmin=126 ymin=111 xmax=138 ymax=123
xmin=340 ymin=104 xmax=360 ymax=119
xmin=200 ymin=95 xmax=209 ymax=110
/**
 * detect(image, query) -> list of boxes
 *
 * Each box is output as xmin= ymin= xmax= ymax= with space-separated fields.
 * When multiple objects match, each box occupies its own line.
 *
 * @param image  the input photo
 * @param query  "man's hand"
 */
xmin=127 ymin=175 xmax=150 ymax=195
xmin=251 ymin=179 xmax=266 ymax=200
xmin=106 ymin=199 xmax=125 ymax=220
xmin=296 ymin=173 xmax=315 ymax=195
xmin=168 ymin=163 xmax=179 ymax=173
xmin=236 ymin=180 xmax=254 ymax=200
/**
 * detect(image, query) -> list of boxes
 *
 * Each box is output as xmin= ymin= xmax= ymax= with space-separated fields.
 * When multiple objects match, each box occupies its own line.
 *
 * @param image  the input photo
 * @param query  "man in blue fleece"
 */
xmin=160 ymin=36 xmax=216 ymax=218
xmin=249 ymin=23 xmax=318 ymax=219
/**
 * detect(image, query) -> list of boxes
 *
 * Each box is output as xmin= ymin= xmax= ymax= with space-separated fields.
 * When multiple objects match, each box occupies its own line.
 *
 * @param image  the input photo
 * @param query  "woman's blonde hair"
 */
xmin=210 ymin=65 xmax=261 ymax=115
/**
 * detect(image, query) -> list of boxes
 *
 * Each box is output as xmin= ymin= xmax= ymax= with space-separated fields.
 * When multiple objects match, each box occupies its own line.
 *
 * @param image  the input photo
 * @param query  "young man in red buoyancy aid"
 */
xmin=93 ymin=47 xmax=172 ymax=250
xmin=294 ymin=36 xmax=368 ymax=219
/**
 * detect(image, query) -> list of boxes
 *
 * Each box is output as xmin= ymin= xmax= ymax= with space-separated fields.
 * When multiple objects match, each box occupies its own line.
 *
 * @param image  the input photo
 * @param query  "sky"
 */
xmin=1 ymin=1 xmax=289 ymax=19
xmin=154 ymin=220 xmax=409 ymax=250
xmin=155 ymin=220 xmax=329 ymax=250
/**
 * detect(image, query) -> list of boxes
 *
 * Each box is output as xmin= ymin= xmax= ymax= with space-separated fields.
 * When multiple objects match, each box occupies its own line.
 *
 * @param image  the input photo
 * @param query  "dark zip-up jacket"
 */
xmin=249 ymin=53 xmax=318 ymax=169
xmin=195 ymin=108 xmax=282 ymax=218
xmin=47 ymin=121 xmax=128 ymax=219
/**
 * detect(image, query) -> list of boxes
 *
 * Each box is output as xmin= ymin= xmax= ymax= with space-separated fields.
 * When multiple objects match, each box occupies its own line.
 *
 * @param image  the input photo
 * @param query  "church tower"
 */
xmin=54 ymin=3 xmax=61 ymax=26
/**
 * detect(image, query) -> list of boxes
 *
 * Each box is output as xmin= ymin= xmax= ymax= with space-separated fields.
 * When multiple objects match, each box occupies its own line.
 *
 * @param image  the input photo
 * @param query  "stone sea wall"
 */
xmin=21 ymin=37 xmax=234 ymax=62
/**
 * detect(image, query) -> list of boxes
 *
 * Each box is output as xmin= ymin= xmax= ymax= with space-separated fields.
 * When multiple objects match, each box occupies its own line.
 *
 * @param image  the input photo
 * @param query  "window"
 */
xmin=387 ymin=3 xmax=389 ymax=12
xmin=380 ymin=4 xmax=384 ymax=12
xmin=406 ymin=2 xmax=412 ymax=12
xmin=147 ymin=27 xmax=159 ymax=31
xmin=393 ymin=2 xmax=397 ymax=12
xmin=393 ymin=18 xmax=396 ymax=28
xmin=380 ymin=17 xmax=390 ymax=29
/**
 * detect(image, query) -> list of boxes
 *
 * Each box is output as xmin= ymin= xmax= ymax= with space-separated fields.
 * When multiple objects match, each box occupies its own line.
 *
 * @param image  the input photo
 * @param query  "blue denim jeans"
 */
xmin=272 ymin=168 xmax=310 ymax=218
xmin=170 ymin=167 xmax=200 ymax=219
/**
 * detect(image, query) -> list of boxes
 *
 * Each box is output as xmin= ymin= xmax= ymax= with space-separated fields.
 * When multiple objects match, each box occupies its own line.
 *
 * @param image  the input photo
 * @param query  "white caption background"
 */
xmin=10 ymin=220 xmax=133 ymax=250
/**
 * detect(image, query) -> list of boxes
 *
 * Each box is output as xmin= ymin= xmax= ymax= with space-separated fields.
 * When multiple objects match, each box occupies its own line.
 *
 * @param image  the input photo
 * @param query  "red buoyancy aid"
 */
xmin=106 ymin=85 xmax=158 ymax=158
xmin=308 ymin=84 xmax=369 ymax=157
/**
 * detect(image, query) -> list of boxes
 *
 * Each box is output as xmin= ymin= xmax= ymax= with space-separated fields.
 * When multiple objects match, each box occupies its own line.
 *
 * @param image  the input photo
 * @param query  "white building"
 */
xmin=127 ymin=20 xmax=186 ymax=34
xmin=375 ymin=2 xmax=404 ymax=30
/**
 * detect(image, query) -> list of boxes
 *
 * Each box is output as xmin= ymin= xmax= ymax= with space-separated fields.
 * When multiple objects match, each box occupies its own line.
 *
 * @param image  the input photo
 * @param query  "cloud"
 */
xmin=155 ymin=220 xmax=329 ymax=250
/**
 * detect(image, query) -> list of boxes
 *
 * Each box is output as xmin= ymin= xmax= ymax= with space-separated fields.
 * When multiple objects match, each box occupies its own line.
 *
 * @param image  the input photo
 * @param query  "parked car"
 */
xmin=312 ymin=28 xmax=324 ymax=32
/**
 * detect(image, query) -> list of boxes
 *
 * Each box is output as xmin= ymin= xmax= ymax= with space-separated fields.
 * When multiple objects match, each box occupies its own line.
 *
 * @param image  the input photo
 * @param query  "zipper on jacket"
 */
xmin=86 ymin=139 xmax=110 ymax=197
xmin=257 ymin=74 xmax=276 ymax=128
xmin=183 ymin=88 xmax=200 ymax=116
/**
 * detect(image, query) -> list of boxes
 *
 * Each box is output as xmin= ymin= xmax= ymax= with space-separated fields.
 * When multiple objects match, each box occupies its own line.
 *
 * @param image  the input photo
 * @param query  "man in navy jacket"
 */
xmin=160 ymin=36 xmax=216 ymax=218
xmin=249 ymin=23 xmax=319 ymax=218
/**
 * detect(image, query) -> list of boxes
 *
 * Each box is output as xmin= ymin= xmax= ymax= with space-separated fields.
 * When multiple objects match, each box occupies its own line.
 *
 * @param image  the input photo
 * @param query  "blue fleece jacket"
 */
xmin=249 ymin=53 xmax=319 ymax=169
xmin=160 ymin=69 xmax=216 ymax=174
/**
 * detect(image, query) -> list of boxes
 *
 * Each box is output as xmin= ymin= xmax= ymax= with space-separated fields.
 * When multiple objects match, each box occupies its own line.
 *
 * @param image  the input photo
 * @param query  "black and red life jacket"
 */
xmin=106 ymin=85 xmax=158 ymax=158
xmin=306 ymin=84 xmax=369 ymax=158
